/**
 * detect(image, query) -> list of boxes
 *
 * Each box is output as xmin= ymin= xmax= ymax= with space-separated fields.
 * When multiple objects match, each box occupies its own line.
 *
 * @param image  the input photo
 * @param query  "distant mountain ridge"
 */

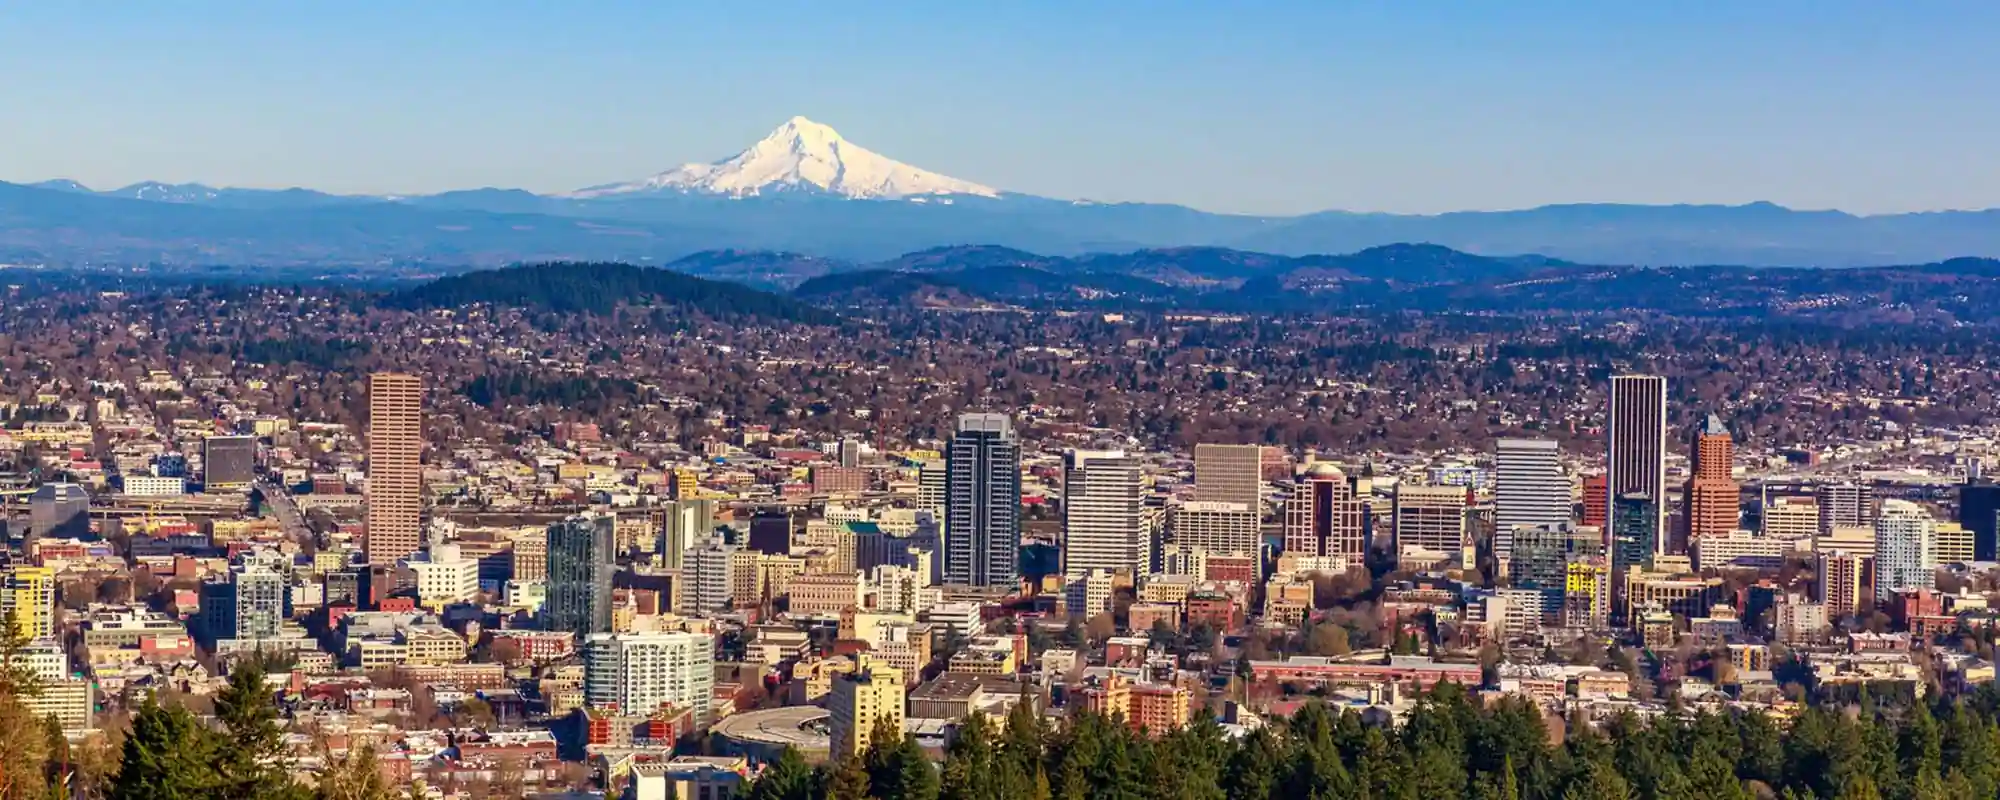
xmin=7 ymin=116 xmax=2000 ymax=267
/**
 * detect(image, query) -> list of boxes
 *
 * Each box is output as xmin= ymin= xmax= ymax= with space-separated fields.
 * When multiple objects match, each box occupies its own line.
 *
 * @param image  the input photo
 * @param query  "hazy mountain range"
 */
xmin=6 ymin=117 xmax=2000 ymax=270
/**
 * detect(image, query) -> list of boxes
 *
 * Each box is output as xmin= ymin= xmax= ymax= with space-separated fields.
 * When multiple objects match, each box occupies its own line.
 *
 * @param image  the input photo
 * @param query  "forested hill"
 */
xmin=387 ymin=261 xmax=839 ymax=325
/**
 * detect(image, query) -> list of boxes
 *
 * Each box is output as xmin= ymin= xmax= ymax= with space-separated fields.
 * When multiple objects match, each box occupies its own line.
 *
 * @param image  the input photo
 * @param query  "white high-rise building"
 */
xmin=1873 ymin=499 xmax=1936 ymax=601
xmin=1819 ymin=483 xmax=1876 ymax=534
xmin=1062 ymin=450 xmax=1145 ymax=576
xmin=584 ymin=632 xmax=716 ymax=723
xmin=917 ymin=460 xmax=946 ymax=537
xmin=684 ymin=537 xmax=737 ymax=614
xmin=1494 ymin=439 xmax=1571 ymax=563
xmin=1393 ymin=485 xmax=1470 ymax=568
xmin=1169 ymin=501 xmax=1260 ymax=560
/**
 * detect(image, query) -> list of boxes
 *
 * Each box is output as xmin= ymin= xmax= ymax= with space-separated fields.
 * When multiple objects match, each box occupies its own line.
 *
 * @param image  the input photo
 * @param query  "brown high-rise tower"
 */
xmin=365 ymin=373 xmax=424 ymax=565
xmin=1684 ymin=413 xmax=1740 ymax=544
xmin=1607 ymin=375 xmax=1668 ymax=554
xmin=1283 ymin=464 xmax=1363 ymax=560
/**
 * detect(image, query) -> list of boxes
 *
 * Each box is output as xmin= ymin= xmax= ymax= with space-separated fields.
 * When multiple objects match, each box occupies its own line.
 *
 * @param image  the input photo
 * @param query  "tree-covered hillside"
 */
xmin=388 ymin=261 xmax=840 ymax=325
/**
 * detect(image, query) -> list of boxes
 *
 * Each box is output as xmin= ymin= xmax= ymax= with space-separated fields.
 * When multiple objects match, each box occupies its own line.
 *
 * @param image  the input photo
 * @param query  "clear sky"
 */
xmin=2 ymin=1 xmax=1995 ymax=215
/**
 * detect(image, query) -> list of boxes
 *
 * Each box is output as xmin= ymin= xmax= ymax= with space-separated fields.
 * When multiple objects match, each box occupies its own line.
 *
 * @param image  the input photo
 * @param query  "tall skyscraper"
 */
xmin=198 ymin=564 xmax=286 ymax=643
xmin=1194 ymin=444 xmax=1263 ymax=511
xmin=1606 ymin=375 xmax=1668 ymax=554
xmin=365 ymin=373 xmax=424 ymax=565
xmin=655 ymin=499 xmax=718 ymax=570
xmin=202 ymin=434 xmax=258 ymax=489
xmin=583 ymin=632 xmax=715 ymax=722
xmin=1494 ymin=439 xmax=1571 ymax=566
xmin=1283 ymin=465 xmax=1363 ymax=560
xmin=545 ymin=513 xmax=615 ymax=638
xmin=1959 ymin=482 xmax=2000 ymax=562
xmin=1818 ymin=483 xmax=1876 ymax=534
xmin=1816 ymin=550 xmax=1867 ymax=615
xmin=1062 ymin=451 xmax=1145 ymax=576
xmin=1684 ymin=413 xmax=1740 ymax=543
xmin=944 ymin=414 xmax=1021 ymax=588
xmin=918 ymin=459 xmax=947 ymax=539
xmin=1874 ymin=499 xmax=1936 ymax=601
xmin=684 ymin=537 xmax=738 ymax=613
xmin=1610 ymin=493 xmax=1658 ymax=576
xmin=1394 ymin=484 xmax=1470 ymax=568
xmin=1 ymin=565 xmax=56 ymax=640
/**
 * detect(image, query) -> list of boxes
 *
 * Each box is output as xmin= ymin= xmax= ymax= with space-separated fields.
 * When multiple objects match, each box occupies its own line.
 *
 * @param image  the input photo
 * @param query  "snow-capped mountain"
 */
xmin=570 ymin=116 xmax=1001 ymax=200
xmin=30 ymin=179 xmax=92 ymax=193
xmin=108 ymin=182 xmax=222 ymax=203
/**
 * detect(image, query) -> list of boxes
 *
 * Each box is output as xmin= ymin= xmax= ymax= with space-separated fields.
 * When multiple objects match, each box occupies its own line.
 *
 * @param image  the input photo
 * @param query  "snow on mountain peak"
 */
xmin=570 ymin=117 xmax=1000 ymax=200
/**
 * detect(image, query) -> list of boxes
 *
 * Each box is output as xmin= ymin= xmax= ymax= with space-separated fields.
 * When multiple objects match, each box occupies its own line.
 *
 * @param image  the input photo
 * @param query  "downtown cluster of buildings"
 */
xmin=6 ymin=366 xmax=2000 ymax=798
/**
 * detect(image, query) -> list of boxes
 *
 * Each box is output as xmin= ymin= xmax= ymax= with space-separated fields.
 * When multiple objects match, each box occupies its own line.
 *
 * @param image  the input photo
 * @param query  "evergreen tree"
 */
xmin=865 ymin=717 xmax=939 ymax=800
xmin=111 ymin=699 xmax=214 ymax=800
xmin=746 ymin=748 xmax=817 ymax=800
xmin=1561 ymin=761 xmax=1635 ymax=800
xmin=828 ymin=755 xmax=870 ymax=800
xmin=211 ymin=664 xmax=304 ymax=800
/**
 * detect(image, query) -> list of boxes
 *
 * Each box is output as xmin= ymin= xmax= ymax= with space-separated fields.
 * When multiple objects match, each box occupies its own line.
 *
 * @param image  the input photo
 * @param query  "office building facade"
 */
xmin=1393 ymin=484 xmax=1470 ymax=568
xmin=584 ymin=632 xmax=716 ymax=722
xmin=1874 ymin=499 xmax=1936 ymax=601
xmin=1193 ymin=443 xmax=1263 ymax=511
xmin=943 ymin=414 xmax=1021 ymax=588
xmin=202 ymin=434 xmax=258 ymax=489
xmin=1606 ymin=375 xmax=1668 ymax=554
xmin=365 ymin=373 xmax=424 ymax=565
xmin=1062 ymin=451 xmax=1146 ymax=577
xmin=1283 ymin=464 xmax=1363 ymax=559
xmin=1494 ymin=439 xmax=1572 ymax=538
xmin=545 ymin=513 xmax=615 ymax=638
xmin=1684 ymin=414 xmax=1740 ymax=544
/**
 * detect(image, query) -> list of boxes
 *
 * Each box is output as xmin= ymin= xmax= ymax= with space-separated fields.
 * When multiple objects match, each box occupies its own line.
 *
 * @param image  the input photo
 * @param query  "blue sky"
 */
xmin=2 ymin=1 xmax=1994 ymax=215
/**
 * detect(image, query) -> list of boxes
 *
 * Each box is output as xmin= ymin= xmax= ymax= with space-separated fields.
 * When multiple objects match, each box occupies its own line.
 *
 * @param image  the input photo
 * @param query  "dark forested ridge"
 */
xmin=387 ymin=260 xmax=840 ymax=325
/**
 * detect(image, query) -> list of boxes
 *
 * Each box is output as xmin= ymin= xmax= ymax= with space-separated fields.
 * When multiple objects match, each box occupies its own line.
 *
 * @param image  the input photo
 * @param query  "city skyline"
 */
xmin=4 ymin=3 xmax=1997 ymax=215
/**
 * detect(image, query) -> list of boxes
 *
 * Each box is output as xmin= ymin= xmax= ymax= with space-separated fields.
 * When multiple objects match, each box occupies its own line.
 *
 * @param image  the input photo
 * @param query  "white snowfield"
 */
xmin=569 ymin=116 xmax=1001 ymax=200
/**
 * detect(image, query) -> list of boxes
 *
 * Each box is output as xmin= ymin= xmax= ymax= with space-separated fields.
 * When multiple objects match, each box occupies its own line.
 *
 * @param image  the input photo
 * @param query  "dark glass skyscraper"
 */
xmin=944 ymin=413 xmax=1021 ymax=588
xmin=1961 ymin=483 xmax=2000 ymax=562
xmin=747 ymin=507 xmax=792 ymax=555
xmin=545 ymin=513 xmax=614 ymax=638
xmin=1607 ymin=375 xmax=1668 ymax=554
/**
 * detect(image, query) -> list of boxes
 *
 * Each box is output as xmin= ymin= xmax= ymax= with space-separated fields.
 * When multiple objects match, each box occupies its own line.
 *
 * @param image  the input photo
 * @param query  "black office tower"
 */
xmin=747 ymin=507 xmax=792 ymax=555
xmin=1962 ymin=483 xmax=2000 ymax=562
